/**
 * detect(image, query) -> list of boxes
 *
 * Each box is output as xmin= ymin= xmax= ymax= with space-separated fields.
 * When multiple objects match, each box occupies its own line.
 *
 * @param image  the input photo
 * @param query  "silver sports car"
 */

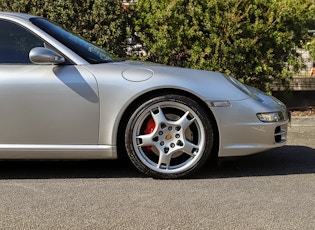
xmin=0 ymin=12 xmax=289 ymax=178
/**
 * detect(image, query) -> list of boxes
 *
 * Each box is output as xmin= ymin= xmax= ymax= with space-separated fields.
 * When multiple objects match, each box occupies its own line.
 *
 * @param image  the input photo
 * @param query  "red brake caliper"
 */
xmin=144 ymin=118 xmax=156 ymax=151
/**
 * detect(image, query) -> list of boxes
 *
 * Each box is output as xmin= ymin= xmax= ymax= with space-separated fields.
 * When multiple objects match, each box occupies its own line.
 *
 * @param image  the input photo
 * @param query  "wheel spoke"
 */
xmin=176 ymin=111 xmax=195 ymax=129
xmin=181 ymin=141 xmax=199 ymax=157
xmin=137 ymin=133 xmax=155 ymax=147
xmin=151 ymin=106 xmax=167 ymax=124
xmin=157 ymin=152 xmax=172 ymax=169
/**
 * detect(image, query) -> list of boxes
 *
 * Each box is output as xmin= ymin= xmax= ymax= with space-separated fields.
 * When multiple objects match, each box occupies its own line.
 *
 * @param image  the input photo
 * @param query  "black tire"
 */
xmin=125 ymin=94 xmax=215 ymax=179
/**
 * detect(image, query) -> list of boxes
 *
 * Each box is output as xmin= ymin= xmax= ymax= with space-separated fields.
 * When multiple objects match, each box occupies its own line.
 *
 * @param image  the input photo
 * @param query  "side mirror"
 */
xmin=29 ymin=47 xmax=65 ymax=65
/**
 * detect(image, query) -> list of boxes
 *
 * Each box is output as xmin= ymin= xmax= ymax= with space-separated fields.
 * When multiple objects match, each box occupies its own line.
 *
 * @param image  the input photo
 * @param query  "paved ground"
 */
xmin=289 ymin=116 xmax=315 ymax=147
xmin=0 ymin=119 xmax=313 ymax=229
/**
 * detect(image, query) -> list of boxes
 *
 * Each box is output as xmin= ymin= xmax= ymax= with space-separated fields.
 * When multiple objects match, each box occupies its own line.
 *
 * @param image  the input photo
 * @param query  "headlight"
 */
xmin=256 ymin=111 xmax=286 ymax=122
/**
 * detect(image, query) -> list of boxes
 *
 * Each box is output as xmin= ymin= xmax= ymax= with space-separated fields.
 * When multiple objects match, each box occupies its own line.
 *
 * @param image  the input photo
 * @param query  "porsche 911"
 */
xmin=0 ymin=12 xmax=289 ymax=178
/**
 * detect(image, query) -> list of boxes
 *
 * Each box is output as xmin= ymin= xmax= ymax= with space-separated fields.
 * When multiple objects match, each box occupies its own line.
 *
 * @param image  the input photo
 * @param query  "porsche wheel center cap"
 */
xmin=165 ymin=134 xmax=173 ymax=140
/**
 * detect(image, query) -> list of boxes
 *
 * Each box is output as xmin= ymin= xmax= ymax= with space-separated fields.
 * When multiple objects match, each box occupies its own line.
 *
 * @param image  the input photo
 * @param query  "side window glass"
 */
xmin=0 ymin=20 xmax=44 ymax=64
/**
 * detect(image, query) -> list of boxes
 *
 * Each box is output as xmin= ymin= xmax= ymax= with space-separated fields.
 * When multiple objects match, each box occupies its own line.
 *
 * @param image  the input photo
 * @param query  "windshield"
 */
xmin=30 ymin=17 xmax=119 ymax=64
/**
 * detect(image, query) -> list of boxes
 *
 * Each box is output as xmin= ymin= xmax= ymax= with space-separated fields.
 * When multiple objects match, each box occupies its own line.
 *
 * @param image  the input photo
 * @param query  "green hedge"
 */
xmin=0 ymin=0 xmax=127 ymax=57
xmin=133 ymin=0 xmax=315 ymax=91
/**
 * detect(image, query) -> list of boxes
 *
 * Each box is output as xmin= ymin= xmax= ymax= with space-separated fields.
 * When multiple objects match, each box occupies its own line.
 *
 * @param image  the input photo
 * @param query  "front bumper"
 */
xmin=208 ymin=98 xmax=289 ymax=157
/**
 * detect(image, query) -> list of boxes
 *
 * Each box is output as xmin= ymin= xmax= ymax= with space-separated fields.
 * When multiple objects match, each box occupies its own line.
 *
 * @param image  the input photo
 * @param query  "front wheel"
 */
xmin=125 ymin=94 xmax=215 ymax=179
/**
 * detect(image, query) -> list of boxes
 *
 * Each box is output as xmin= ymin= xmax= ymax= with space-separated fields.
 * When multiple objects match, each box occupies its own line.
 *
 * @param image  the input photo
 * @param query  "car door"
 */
xmin=0 ymin=19 xmax=99 ymax=145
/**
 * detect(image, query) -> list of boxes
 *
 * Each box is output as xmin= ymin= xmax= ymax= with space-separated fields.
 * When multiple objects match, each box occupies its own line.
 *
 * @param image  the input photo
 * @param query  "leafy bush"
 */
xmin=133 ymin=0 xmax=315 ymax=90
xmin=0 ymin=0 xmax=127 ymax=57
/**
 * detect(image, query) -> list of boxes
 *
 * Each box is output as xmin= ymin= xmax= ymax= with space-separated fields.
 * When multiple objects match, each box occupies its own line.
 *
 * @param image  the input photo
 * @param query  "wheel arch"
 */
xmin=116 ymin=88 xmax=219 ymax=159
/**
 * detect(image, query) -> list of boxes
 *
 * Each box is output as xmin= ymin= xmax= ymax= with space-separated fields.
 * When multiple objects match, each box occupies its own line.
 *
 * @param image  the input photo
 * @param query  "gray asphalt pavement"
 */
xmin=0 ymin=120 xmax=314 ymax=229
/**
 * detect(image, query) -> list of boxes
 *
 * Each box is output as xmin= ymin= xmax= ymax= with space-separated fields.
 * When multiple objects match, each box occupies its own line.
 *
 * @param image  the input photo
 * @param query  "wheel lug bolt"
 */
xmin=175 ymin=134 xmax=180 ymax=138
xmin=159 ymin=131 xmax=163 ymax=135
xmin=168 ymin=126 xmax=172 ymax=131
xmin=170 ymin=143 xmax=175 ymax=148
xmin=160 ymin=141 xmax=164 ymax=146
